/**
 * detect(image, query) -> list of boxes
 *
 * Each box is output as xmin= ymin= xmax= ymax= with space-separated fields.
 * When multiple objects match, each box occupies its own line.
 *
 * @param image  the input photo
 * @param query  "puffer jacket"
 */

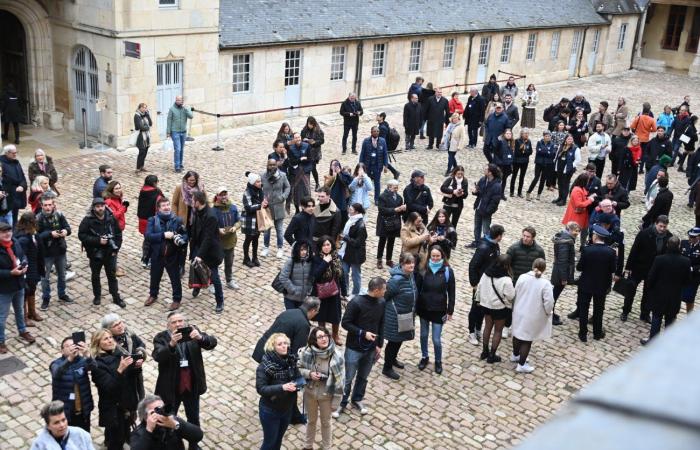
xmin=50 ymin=356 xmax=95 ymax=418
xmin=383 ymin=265 xmax=417 ymax=343
xmin=15 ymin=230 xmax=44 ymax=284
xmin=551 ymin=230 xmax=576 ymax=285
xmin=506 ymin=240 xmax=546 ymax=282
xmin=279 ymin=241 xmax=314 ymax=303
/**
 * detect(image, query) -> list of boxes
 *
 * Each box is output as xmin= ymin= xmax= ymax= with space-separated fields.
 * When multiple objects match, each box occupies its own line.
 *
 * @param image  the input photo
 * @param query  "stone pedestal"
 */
xmin=42 ymin=111 xmax=64 ymax=130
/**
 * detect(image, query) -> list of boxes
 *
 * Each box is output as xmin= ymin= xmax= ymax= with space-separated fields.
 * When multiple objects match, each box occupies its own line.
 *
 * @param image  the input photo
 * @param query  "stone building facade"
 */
xmin=0 ymin=0 xmax=646 ymax=148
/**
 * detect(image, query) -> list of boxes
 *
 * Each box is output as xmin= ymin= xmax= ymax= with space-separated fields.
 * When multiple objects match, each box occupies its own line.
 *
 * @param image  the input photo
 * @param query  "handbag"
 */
xmin=272 ymin=261 xmax=294 ymax=294
xmin=256 ymin=207 xmax=274 ymax=232
xmin=162 ymin=138 xmax=174 ymax=152
xmin=391 ymin=300 xmax=415 ymax=332
xmin=128 ymin=131 xmax=139 ymax=147
xmin=188 ymin=260 xmax=211 ymax=289
xmin=613 ymin=276 xmax=635 ymax=298
xmin=382 ymin=214 xmax=402 ymax=233
xmin=680 ymin=125 xmax=692 ymax=144
xmin=315 ymin=279 xmax=339 ymax=299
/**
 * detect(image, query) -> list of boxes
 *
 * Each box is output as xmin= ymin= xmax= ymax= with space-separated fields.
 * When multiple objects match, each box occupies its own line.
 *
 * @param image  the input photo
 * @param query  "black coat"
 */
xmin=504 ymin=103 xmax=520 ymax=129
xmin=596 ymin=183 xmax=630 ymax=217
xmin=342 ymin=294 xmax=386 ymax=351
xmin=255 ymin=352 xmax=301 ymax=412
xmin=152 ymin=327 xmax=217 ymax=406
xmin=403 ymin=102 xmax=422 ymax=135
xmin=569 ymin=98 xmax=592 ymax=120
xmin=424 ymin=96 xmax=450 ymax=136
xmin=0 ymin=236 xmax=26 ymax=294
xmin=284 ymin=211 xmax=316 ymax=245
xmin=576 ymin=243 xmax=616 ymax=296
xmin=77 ymin=209 xmax=122 ymax=260
xmin=463 ymin=94 xmax=486 ymax=126
xmin=611 ymin=134 xmax=631 ymax=163
xmin=648 ymin=136 xmax=672 ymax=163
xmin=252 ymin=308 xmax=311 ymax=362
xmin=626 ymin=227 xmax=673 ymax=278
xmin=418 ymin=87 xmax=435 ymax=118
xmin=130 ymin=418 xmax=203 ymax=450
xmin=473 ymin=176 xmax=502 ymax=216
xmin=341 ymin=218 xmax=367 ymax=265
xmin=642 ymin=188 xmax=673 ymax=228
xmin=0 ymin=155 xmax=27 ymax=210
xmin=403 ymin=182 xmax=433 ymax=223
xmin=417 ymin=265 xmax=455 ymax=315
xmin=469 ymin=238 xmax=500 ymax=286
xmin=36 ymin=211 xmax=71 ymax=257
xmin=0 ymin=89 xmax=22 ymax=122
xmin=647 ymin=252 xmax=691 ymax=316
xmin=481 ymin=82 xmax=500 ymax=102
xmin=189 ymin=205 xmax=224 ymax=267
xmin=551 ymin=230 xmax=576 ymax=285
xmin=376 ymin=189 xmax=403 ymax=238
xmin=440 ymin=176 xmax=469 ymax=210
xmin=91 ymin=351 xmax=143 ymax=426
xmin=15 ymin=231 xmax=44 ymax=284
xmin=133 ymin=112 xmax=152 ymax=150
xmin=339 ymin=99 xmax=363 ymax=125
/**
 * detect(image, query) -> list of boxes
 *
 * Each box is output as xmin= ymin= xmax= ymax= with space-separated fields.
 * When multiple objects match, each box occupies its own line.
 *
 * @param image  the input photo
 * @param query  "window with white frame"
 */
xmin=478 ymin=36 xmax=491 ymax=65
xmin=550 ymin=31 xmax=561 ymax=59
xmin=284 ymin=49 xmax=301 ymax=86
xmin=158 ymin=0 xmax=178 ymax=7
xmin=408 ymin=40 xmax=422 ymax=72
xmin=330 ymin=46 xmax=346 ymax=80
xmin=232 ymin=53 xmax=251 ymax=93
xmin=442 ymin=38 xmax=455 ymax=68
xmin=372 ymin=43 xmax=386 ymax=76
xmin=592 ymin=29 xmax=601 ymax=54
xmin=526 ymin=33 xmax=537 ymax=61
xmin=500 ymin=35 xmax=512 ymax=63
xmin=618 ymin=23 xmax=628 ymax=50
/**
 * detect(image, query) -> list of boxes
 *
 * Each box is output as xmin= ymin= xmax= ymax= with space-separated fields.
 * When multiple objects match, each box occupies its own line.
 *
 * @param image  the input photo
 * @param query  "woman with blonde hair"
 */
xmin=442 ymin=112 xmax=467 ymax=176
xmin=511 ymin=258 xmax=554 ymax=373
xmin=28 ymin=175 xmax=52 ymax=213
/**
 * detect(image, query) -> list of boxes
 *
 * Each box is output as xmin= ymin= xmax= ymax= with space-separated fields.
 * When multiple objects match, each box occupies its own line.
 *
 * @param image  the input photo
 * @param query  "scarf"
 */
xmin=428 ymin=259 xmax=444 ymax=274
xmin=262 ymin=351 xmax=297 ymax=383
xmin=298 ymin=341 xmax=344 ymax=392
xmin=442 ymin=122 xmax=457 ymax=150
xmin=181 ymin=181 xmax=203 ymax=207
xmin=0 ymin=239 xmax=17 ymax=268
xmin=37 ymin=161 xmax=46 ymax=173
xmin=338 ymin=214 xmax=363 ymax=258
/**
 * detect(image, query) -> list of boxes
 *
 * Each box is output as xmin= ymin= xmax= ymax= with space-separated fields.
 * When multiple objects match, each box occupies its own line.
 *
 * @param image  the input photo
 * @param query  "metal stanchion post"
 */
xmin=211 ymin=113 xmax=223 ymax=151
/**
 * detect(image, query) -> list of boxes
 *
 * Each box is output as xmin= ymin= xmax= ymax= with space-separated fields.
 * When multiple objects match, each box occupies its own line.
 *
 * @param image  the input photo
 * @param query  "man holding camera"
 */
xmin=49 ymin=335 xmax=94 ymax=432
xmin=30 ymin=400 xmax=94 ymax=450
xmin=37 ymin=196 xmax=72 ymax=311
xmin=152 ymin=311 xmax=217 ymax=440
xmin=78 ymin=197 xmax=124 ymax=307
xmin=130 ymin=394 xmax=203 ymax=450
xmin=145 ymin=197 xmax=188 ymax=310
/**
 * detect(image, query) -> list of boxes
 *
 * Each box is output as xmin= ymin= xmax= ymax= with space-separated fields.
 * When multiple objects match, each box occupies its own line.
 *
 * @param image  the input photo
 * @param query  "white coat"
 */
xmin=476 ymin=273 xmax=515 ymax=310
xmin=512 ymin=271 xmax=555 ymax=341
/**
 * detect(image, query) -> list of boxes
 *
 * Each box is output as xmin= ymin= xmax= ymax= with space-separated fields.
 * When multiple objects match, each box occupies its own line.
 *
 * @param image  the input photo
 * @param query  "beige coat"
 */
xmin=448 ymin=122 xmax=467 ymax=151
xmin=512 ymin=271 xmax=554 ymax=341
xmin=476 ymin=273 xmax=515 ymax=310
xmin=400 ymin=223 xmax=429 ymax=267
xmin=171 ymin=184 xmax=207 ymax=226
xmin=612 ymin=105 xmax=629 ymax=136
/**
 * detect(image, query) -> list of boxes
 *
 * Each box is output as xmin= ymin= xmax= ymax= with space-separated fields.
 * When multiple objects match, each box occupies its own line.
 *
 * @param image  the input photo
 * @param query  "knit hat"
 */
xmin=92 ymin=197 xmax=105 ymax=206
xmin=659 ymin=155 xmax=672 ymax=167
xmin=247 ymin=173 xmax=261 ymax=185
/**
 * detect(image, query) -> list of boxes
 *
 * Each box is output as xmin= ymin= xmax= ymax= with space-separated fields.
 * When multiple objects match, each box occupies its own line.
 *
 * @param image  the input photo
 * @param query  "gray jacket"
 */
xmin=261 ymin=169 xmax=291 ymax=220
xmin=166 ymin=104 xmax=193 ymax=134
xmin=279 ymin=257 xmax=313 ymax=303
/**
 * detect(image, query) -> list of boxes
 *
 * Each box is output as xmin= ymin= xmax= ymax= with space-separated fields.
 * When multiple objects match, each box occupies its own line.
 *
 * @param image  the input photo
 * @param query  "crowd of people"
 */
xmin=1 ymin=75 xmax=698 ymax=450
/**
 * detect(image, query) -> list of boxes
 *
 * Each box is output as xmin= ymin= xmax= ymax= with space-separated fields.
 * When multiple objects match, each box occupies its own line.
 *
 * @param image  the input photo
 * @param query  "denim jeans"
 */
xmin=671 ymin=138 xmax=682 ymax=166
xmin=341 ymin=261 xmax=362 ymax=296
xmin=259 ymin=405 xmax=292 ymax=450
xmin=208 ymin=262 xmax=224 ymax=306
xmin=340 ymin=347 xmax=376 ymax=407
xmin=283 ymin=298 xmax=300 ymax=310
xmin=264 ymin=218 xmax=285 ymax=249
xmin=419 ymin=317 xmax=443 ymax=362
xmin=0 ymin=288 xmax=26 ymax=343
xmin=473 ymin=211 xmax=492 ymax=243
xmin=0 ymin=211 xmax=11 ymax=227
xmin=447 ymin=151 xmax=458 ymax=173
xmin=171 ymin=131 xmax=187 ymax=170
xmin=42 ymin=254 xmax=67 ymax=302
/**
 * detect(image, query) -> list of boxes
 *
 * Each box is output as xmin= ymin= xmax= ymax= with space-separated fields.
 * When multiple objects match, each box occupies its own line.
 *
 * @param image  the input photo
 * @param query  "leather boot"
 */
xmin=24 ymin=298 xmax=35 ymax=327
xmin=27 ymin=293 xmax=42 ymax=322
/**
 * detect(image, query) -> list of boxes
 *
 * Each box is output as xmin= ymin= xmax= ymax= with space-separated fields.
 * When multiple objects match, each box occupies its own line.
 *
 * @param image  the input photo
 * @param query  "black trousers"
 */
xmin=577 ymin=289 xmax=606 ymax=338
xmin=89 ymin=254 xmax=119 ymax=300
xmin=149 ymin=256 xmax=182 ymax=301
xmin=500 ymin=165 xmax=512 ymax=196
xmin=104 ymin=408 xmax=133 ymax=450
xmin=468 ymin=292 xmax=484 ymax=333
xmin=136 ymin=145 xmax=149 ymax=169
xmin=377 ymin=236 xmax=396 ymax=261
xmin=342 ymin=122 xmax=358 ymax=152
xmin=69 ymin=410 xmax=91 ymax=433
xmin=2 ymin=121 xmax=19 ymax=142
xmin=510 ymin=162 xmax=528 ymax=195
xmin=556 ymin=170 xmax=573 ymax=202
xmin=467 ymin=123 xmax=479 ymax=146
xmin=593 ymin=158 xmax=606 ymax=179
xmin=527 ymin=164 xmax=553 ymax=195
xmin=405 ymin=134 xmax=416 ymax=149
xmin=483 ymin=143 xmax=494 ymax=163
xmin=623 ymin=275 xmax=651 ymax=318
xmin=428 ymin=125 xmax=444 ymax=149
xmin=444 ymin=206 xmax=463 ymax=228
xmin=384 ymin=340 xmax=403 ymax=371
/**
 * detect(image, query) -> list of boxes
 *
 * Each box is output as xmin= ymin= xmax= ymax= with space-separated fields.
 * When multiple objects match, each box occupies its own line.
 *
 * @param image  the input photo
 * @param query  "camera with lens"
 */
xmin=173 ymin=234 xmax=186 ymax=247
xmin=154 ymin=404 xmax=172 ymax=416
xmin=103 ymin=234 xmax=119 ymax=251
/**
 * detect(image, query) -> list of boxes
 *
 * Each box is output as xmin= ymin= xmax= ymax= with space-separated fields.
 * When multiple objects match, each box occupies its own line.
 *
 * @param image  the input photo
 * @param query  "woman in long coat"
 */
xmin=376 ymin=179 xmax=404 ymax=269
xmin=27 ymin=149 xmax=59 ymax=195
xmin=382 ymin=253 xmax=418 ymax=380
xmin=403 ymin=97 xmax=421 ymax=150
xmin=561 ymin=173 xmax=594 ymax=230
xmin=133 ymin=103 xmax=152 ymax=172
xmin=511 ymin=258 xmax=554 ymax=373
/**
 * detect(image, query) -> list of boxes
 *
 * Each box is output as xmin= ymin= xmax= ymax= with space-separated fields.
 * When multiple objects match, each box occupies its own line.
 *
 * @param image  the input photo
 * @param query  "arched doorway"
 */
xmin=0 ymin=10 xmax=29 ymax=123
xmin=71 ymin=46 xmax=100 ymax=136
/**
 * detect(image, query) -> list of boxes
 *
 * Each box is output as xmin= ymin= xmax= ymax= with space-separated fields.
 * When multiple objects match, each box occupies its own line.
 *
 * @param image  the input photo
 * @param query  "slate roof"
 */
xmin=219 ymin=0 xmax=610 ymax=49
xmin=591 ymin=0 xmax=645 ymax=15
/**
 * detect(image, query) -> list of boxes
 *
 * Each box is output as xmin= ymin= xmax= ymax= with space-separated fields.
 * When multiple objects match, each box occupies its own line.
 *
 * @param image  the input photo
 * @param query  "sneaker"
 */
xmin=141 ymin=260 xmax=149 ymax=268
xmin=227 ymin=280 xmax=240 ymax=289
xmin=501 ymin=327 xmax=510 ymax=338
xmin=192 ymin=288 xmax=200 ymax=298
xmin=516 ymin=363 xmax=535 ymax=373
xmin=65 ymin=271 xmax=76 ymax=282
xmin=468 ymin=332 xmax=479 ymax=346
xmin=208 ymin=285 xmax=215 ymax=294
xmin=640 ymin=338 xmax=650 ymax=346
xmin=509 ymin=353 xmax=520 ymax=363
xmin=276 ymin=249 xmax=284 ymax=258
xmin=620 ymin=312 xmax=629 ymax=322
xmin=476 ymin=331 xmax=482 ymax=343
xmin=552 ymin=314 xmax=563 ymax=326
xmin=434 ymin=361 xmax=443 ymax=374
xmin=331 ymin=405 xmax=346 ymax=418
xmin=40 ymin=300 xmax=49 ymax=311
xmin=260 ymin=247 xmax=270 ymax=257
xmin=351 ymin=401 xmax=368 ymax=415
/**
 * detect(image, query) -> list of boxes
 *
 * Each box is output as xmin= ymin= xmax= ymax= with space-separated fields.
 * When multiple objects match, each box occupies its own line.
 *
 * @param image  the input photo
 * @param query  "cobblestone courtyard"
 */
xmin=1 ymin=70 xmax=698 ymax=449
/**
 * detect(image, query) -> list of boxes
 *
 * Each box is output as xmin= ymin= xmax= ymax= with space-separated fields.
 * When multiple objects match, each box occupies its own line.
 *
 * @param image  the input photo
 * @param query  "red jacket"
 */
xmin=448 ymin=98 xmax=464 ymax=115
xmin=104 ymin=197 xmax=127 ymax=230
xmin=561 ymin=186 xmax=593 ymax=229
xmin=629 ymin=145 xmax=642 ymax=166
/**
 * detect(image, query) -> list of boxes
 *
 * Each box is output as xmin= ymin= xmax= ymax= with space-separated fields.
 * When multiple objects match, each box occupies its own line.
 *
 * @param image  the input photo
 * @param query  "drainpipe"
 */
xmin=576 ymin=27 xmax=589 ymax=78
xmin=354 ymin=41 xmax=364 ymax=98
xmin=464 ymin=34 xmax=474 ymax=92
xmin=631 ymin=8 xmax=647 ymax=69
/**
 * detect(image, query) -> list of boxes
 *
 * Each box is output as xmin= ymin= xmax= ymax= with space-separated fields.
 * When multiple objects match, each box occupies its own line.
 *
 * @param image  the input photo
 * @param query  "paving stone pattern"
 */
xmin=0 ymin=71 xmax=698 ymax=449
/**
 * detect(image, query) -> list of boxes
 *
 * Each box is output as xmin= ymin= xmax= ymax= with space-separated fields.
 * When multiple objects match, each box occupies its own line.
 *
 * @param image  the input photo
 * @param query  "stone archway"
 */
xmin=0 ymin=0 xmax=55 ymax=127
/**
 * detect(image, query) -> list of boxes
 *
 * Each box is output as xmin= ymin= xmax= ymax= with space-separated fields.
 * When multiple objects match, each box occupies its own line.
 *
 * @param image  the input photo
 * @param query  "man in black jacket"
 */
xmin=130 ymin=394 xmax=203 ymax=450
xmin=37 ymin=196 xmax=72 ymax=310
xmin=189 ymin=191 xmax=224 ymax=312
xmin=463 ymin=88 xmax=485 ymax=148
xmin=284 ymin=197 xmax=316 ymax=245
xmin=339 ymin=93 xmax=363 ymax=155
xmin=78 ymin=197 xmax=124 ymax=307
xmin=576 ymin=225 xmax=617 ymax=342
xmin=503 ymin=94 xmax=520 ymax=129
xmin=403 ymin=170 xmax=433 ymax=224
xmin=622 ymin=215 xmax=673 ymax=322
xmin=610 ymin=127 xmax=632 ymax=176
xmin=642 ymin=175 xmax=673 ymax=229
xmin=424 ymin=88 xmax=450 ymax=150
xmin=1 ymin=84 xmax=21 ymax=144
xmin=596 ymin=174 xmax=630 ymax=217
xmin=569 ymin=93 xmax=592 ymax=121
xmin=552 ymin=222 xmax=580 ymax=325
xmin=403 ymin=94 xmax=421 ymax=150
xmin=335 ymin=277 xmax=386 ymax=417
xmin=647 ymin=126 xmax=671 ymax=170
xmin=152 ymin=312 xmax=217 ymax=435
xmin=467 ymin=224 xmax=503 ymax=344
xmin=481 ymin=74 xmax=499 ymax=102
xmin=313 ymin=188 xmax=341 ymax=242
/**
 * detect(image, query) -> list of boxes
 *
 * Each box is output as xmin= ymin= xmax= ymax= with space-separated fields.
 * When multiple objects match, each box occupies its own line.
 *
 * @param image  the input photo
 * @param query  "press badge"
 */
xmin=180 ymin=359 xmax=189 ymax=368
xmin=69 ymin=393 xmax=75 ymax=400
xmin=371 ymin=153 xmax=376 ymax=157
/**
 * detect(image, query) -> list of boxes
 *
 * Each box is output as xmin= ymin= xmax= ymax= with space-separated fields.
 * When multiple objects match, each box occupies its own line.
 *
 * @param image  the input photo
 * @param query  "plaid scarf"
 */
xmin=261 ymin=351 xmax=297 ymax=384
xmin=298 ymin=342 xmax=344 ymax=393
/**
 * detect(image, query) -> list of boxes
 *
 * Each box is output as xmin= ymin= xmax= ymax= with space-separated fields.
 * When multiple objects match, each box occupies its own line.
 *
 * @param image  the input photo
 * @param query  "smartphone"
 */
xmin=177 ymin=326 xmax=193 ymax=342
xmin=72 ymin=331 xmax=86 ymax=345
xmin=130 ymin=353 xmax=144 ymax=361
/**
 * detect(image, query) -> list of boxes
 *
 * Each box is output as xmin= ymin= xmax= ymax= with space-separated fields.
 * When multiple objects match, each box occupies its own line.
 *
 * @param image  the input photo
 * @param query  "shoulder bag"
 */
xmin=680 ymin=125 xmax=692 ymax=144
xmin=272 ymin=261 xmax=294 ymax=294
xmin=391 ymin=300 xmax=415 ymax=333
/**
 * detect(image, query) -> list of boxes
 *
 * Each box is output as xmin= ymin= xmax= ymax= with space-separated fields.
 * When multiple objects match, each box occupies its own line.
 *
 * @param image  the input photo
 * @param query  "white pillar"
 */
xmin=689 ymin=45 xmax=700 ymax=77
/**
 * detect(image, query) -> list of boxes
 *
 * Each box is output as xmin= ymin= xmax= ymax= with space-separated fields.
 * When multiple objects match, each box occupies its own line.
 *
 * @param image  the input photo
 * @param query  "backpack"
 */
xmin=543 ymin=104 xmax=556 ymax=123
xmin=387 ymin=127 xmax=401 ymax=152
